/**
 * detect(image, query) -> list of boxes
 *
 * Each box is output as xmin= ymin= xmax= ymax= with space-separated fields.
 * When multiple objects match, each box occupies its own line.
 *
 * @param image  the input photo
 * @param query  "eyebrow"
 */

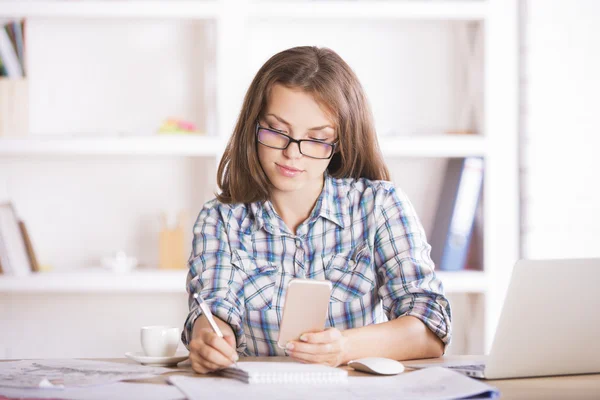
xmin=266 ymin=113 xmax=334 ymax=131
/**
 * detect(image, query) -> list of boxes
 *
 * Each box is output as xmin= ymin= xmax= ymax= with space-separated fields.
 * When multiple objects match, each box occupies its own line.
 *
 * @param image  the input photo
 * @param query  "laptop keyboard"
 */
xmin=447 ymin=364 xmax=486 ymax=372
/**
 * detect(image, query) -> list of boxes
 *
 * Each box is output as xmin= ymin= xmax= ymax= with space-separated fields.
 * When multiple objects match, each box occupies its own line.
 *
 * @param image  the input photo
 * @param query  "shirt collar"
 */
xmin=247 ymin=173 xmax=348 ymax=235
xmin=248 ymin=200 xmax=285 ymax=236
xmin=311 ymin=173 xmax=347 ymax=229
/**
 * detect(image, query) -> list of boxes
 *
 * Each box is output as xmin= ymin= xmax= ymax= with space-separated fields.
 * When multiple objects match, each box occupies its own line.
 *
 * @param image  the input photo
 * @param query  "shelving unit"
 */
xmin=0 ymin=270 xmax=487 ymax=294
xmin=0 ymin=1 xmax=221 ymax=19
xmin=0 ymin=0 xmax=487 ymax=20
xmin=0 ymin=135 xmax=485 ymax=158
xmin=248 ymin=1 xmax=488 ymax=20
xmin=0 ymin=0 xmax=518 ymax=357
xmin=0 ymin=269 xmax=190 ymax=293
xmin=0 ymin=135 xmax=225 ymax=156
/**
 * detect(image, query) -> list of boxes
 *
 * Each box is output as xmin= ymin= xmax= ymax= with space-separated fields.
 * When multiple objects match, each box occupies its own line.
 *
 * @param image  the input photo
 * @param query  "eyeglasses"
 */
xmin=255 ymin=123 xmax=338 ymax=160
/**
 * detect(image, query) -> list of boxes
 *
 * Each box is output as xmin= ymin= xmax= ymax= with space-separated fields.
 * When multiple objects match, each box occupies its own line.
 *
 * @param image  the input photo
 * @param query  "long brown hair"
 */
xmin=217 ymin=46 xmax=390 ymax=204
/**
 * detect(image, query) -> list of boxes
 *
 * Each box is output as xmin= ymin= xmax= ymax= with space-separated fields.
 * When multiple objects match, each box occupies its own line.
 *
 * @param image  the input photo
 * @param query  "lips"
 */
xmin=276 ymin=163 xmax=303 ymax=177
xmin=277 ymin=164 xmax=302 ymax=172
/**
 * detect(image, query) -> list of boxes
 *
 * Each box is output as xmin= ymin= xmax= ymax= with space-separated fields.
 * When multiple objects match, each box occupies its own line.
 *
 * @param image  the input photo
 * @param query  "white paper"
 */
xmin=169 ymin=366 xmax=499 ymax=400
xmin=0 ymin=359 xmax=171 ymax=389
xmin=0 ymin=381 xmax=185 ymax=400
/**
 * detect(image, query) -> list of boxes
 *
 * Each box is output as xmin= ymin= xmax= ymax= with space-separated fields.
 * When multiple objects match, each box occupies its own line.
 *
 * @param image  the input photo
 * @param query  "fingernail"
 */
xmin=233 ymin=354 xmax=239 ymax=361
xmin=286 ymin=342 xmax=294 ymax=350
xmin=300 ymin=335 xmax=308 ymax=342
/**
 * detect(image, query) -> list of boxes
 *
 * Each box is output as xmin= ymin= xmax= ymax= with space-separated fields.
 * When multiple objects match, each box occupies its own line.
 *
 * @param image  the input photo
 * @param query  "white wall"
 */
xmin=521 ymin=0 xmax=600 ymax=259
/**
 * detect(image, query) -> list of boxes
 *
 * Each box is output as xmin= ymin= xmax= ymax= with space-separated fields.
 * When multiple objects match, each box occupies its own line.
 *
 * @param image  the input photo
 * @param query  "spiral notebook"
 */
xmin=218 ymin=362 xmax=348 ymax=384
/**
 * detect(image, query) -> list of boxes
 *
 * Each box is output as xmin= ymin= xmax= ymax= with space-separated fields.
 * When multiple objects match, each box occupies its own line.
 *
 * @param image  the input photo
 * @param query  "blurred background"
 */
xmin=0 ymin=0 xmax=597 ymax=359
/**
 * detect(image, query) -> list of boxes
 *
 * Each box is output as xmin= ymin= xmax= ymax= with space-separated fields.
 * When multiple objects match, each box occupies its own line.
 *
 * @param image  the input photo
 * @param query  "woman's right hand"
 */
xmin=189 ymin=327 xmax=239 ymax=374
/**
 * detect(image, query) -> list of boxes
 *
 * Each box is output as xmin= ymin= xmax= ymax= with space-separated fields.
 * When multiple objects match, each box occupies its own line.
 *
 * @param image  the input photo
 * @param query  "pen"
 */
xmin=193 ymin=292 xmax=239 ymax=368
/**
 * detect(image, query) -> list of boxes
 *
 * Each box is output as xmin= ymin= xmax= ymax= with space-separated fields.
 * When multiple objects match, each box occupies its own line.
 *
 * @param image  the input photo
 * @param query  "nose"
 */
xmin=282 ymin=140 xmax=302 ymax=159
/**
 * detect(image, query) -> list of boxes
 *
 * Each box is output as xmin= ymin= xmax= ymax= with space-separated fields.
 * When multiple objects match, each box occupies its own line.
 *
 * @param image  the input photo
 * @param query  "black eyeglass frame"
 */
xmin=255 ymin=122 xmax=338 ymax=160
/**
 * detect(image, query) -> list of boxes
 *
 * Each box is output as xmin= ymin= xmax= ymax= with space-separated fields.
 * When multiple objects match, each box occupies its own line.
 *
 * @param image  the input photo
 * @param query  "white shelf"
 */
xmin=0 ymin=135 xmax=225 ymax=156
xmin=0 ymin=135 xmax=485 ymax=158
xmin=0 ymin=269 xmax=189 ymax=293
xmin=250 ymin=1 xmax=487 ymax=20
xmin=0 ymin=1 xmax=220 ymax=19
xmin=0 ymin=269 xmax=487 ymax=294
xmin=0 ymin=1 xmax=486 ymax=21
xmin=379 ymin=135 xmax=487 ymax=158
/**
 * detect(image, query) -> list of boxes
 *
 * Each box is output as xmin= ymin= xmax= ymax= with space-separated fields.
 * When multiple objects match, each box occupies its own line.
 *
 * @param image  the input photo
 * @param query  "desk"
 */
xmin=119 ymin=355 xmax=600 ymax=400
xmin=3 ymin=356 xmax=600 ymax=399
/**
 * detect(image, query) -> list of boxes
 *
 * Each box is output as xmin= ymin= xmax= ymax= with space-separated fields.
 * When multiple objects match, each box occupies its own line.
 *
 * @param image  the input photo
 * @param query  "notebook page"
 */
xmin=219 ymin=362 xmax=348 ymax=384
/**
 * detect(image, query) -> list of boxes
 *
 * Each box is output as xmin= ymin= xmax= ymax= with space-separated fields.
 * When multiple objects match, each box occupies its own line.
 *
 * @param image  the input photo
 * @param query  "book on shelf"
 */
xmin=10 ymin=20 xmax=26 ymax=75
xmin=0 ymin=202 xmax=37 ymax=276
xmin=19 ymin=220 xmax=40 ymax=273
xmin=430 ymin=157 xmax=484 ymax=272
xmin=0 ymin=21 xmax=24 ymax=78
xmin=0 ymin=52 xmax=6 ymax=76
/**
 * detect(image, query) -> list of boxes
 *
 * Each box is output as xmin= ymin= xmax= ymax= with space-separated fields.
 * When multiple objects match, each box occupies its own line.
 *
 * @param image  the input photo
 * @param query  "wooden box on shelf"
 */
xmin=0 ymin=77 xmax=28 ymax=136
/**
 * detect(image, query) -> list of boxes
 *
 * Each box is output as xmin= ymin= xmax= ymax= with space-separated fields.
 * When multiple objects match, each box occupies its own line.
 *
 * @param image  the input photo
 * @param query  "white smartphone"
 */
xmin=277 ymin=278 xmax=332 ymax=349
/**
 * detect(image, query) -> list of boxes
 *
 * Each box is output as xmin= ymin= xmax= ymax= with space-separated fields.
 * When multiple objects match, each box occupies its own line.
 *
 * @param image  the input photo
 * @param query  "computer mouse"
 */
xmin=347 ymin=357 xmax=405 ymax=375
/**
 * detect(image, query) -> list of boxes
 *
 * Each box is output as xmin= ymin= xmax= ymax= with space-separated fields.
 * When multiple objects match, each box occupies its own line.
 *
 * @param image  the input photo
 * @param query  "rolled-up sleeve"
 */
xmin=374 ymin=187 xmax=452 ymax=348
xmin=181 ymin=203 xmax=246 ymax=354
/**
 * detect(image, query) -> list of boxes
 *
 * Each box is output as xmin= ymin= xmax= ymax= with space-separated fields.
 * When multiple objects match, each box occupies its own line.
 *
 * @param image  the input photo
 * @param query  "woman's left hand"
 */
xmin=285 ymin=328 xmax=349 ymax=367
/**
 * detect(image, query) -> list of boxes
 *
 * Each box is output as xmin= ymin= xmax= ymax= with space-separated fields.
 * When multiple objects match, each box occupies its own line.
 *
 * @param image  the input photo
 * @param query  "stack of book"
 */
xmin=0 ymin=202 xmax=39 ymax=276
xmin=0 ymin=18 xmax=28 ymax=137
xmin=0 ymin=19 xmax=25 ymax=78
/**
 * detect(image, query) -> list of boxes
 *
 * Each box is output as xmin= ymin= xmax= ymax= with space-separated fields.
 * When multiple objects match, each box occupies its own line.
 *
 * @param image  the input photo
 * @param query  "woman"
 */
xmin=182 ymin=46 xmax=451 ymax=374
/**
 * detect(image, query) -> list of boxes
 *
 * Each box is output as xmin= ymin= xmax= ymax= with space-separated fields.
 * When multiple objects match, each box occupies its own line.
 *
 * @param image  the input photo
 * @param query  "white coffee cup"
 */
xmin=140 ymin=326 xmax=180 ymax=357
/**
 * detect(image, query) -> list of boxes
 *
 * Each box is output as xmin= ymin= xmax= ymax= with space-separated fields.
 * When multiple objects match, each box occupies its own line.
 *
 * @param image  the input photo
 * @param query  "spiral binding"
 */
xmin=248 ymin=371 xmax=347 ymax=384
xmin=219 ymin=366 xmax=348 ymax=384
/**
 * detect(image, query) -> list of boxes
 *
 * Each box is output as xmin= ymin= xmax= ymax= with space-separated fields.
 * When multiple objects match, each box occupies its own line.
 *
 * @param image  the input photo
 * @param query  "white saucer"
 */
xmin=125 ymin=351 xmax=189 ymax=367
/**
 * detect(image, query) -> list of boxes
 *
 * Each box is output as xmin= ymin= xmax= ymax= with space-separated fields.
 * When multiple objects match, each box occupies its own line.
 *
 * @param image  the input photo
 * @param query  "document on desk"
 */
xmin=169 ymin=366 xmax=499 ymax=400
xmin=0 ymin=359 xmax=171 ymax=389
xmin=0 ymin=381 xmax=185 ymax=400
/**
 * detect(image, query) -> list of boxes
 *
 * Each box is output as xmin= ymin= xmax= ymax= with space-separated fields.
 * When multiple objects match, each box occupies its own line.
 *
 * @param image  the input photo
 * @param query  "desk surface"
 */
xmin=118 ymin=355 xmax=600 ymax=400
xmin=3 ymin=355 xmax=600 ymax=399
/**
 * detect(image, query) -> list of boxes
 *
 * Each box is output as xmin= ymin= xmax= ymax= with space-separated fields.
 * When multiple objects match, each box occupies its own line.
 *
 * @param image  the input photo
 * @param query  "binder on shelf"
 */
xmin=0 ymin=202 xmax=33 ymax=276
xmin=465 ymin=197 xmax=484 ymax=271
xmin=430 ymin=157 xmax=484 ymax=272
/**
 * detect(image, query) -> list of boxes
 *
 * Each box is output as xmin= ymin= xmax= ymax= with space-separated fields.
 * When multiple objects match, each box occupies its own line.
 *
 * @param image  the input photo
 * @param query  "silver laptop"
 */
xmin=409 ymin=258 xmax=600 ymax=379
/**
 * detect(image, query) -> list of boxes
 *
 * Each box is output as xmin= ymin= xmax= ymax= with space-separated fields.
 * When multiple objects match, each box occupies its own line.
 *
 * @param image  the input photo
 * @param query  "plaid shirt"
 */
xmin=182 ymin=175 xmax=452 ymax=356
